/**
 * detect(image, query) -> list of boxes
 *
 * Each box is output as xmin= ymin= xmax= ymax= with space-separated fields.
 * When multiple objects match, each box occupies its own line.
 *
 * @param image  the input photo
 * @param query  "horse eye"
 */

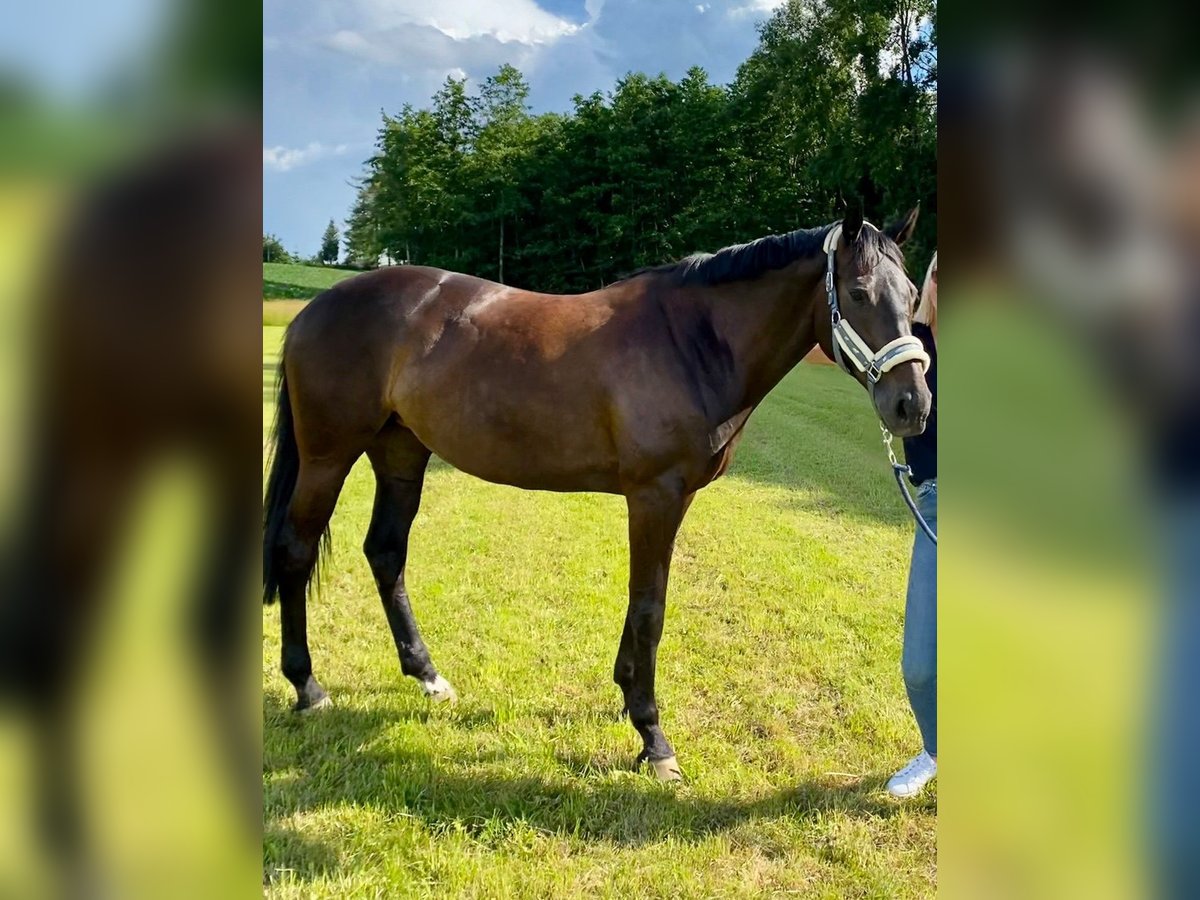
xmin=848 ymin=288 xmax=869 ymax=304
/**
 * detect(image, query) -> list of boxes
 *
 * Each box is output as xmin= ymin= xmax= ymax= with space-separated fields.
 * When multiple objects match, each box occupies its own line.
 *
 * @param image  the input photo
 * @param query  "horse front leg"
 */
xmin=619 ymin=482 xmax=692 ymax=780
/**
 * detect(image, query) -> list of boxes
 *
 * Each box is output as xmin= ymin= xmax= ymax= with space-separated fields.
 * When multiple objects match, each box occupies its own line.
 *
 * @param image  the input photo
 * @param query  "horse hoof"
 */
xmin=422 ymin=675 xmax=458 ymax=704
xmin=296 ymin=694 xmax=332 ymax=715
xmin=649 ymin=756 xmax=683 ymax=782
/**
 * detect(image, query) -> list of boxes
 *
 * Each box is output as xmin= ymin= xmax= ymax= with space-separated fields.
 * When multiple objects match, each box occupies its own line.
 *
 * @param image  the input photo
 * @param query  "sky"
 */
xmin=263 ymin=0 xmax=786 ymax=257
xmin=1 ymin=0 xmax=784 ymax=257
xmin=1 ymin=0 xmax=170 ymax=99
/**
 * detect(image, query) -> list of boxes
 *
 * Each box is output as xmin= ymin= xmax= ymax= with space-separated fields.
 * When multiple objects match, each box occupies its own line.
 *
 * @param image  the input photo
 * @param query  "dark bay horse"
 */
xmin=263 ymin=207 xmax=931 ymax=779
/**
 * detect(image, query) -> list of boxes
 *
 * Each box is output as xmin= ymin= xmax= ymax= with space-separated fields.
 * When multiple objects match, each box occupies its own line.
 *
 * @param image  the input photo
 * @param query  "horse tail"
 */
xmin=263 ymin=361 xmax=297 ymax=604
xmin=263 ymin=342 xmax=330 ymax=604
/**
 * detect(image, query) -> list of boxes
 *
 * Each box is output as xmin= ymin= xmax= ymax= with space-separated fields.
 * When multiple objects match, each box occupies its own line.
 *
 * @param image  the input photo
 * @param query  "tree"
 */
xmin=343 ymin=182 xmax=382 ymax=268
xmin=263 ymin=233 xmax=292 ymax=264
xmin=730 ymin=0 xmax=937 ymax=271
xmin=343 ymin=15 xmax=936 ymax=291
xmin=319 ymin=220 xmax=340 ymax=265
xmin=469 ymin=64 xmax=535 ymax=284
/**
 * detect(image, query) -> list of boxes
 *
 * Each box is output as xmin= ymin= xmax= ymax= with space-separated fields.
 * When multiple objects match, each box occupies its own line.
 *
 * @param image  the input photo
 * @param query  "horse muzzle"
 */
xmin=874 ymin=367 xmax=932 ymax=437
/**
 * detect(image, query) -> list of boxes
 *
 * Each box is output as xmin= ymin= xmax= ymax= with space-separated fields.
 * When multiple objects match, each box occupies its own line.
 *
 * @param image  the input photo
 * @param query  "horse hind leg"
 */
xmin=364 ymin=423 xmax=456 ymax=703
xmin=275 ymin=458 xmax=354 ymax=712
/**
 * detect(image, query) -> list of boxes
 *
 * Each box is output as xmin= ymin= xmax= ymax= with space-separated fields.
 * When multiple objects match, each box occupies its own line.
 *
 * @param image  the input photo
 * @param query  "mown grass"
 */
xmin=262 ymin=324 xmax=935 ymax=898
xmin=263 ymin=262 xmax=360 ymax=300
xmin=263 ymin=300 xmax=308 ymax=327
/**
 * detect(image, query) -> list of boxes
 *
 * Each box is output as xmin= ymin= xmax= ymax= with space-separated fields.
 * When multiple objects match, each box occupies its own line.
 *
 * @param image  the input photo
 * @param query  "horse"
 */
xmin=263 ymin=206 xmax=932 ymax=780
xmin=2 ymin=128 xmax=262 ymax=890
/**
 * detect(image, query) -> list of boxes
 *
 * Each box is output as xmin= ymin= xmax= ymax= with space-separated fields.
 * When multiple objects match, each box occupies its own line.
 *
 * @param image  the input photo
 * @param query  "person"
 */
xmin=887 ymin=251 xmax=938 ymax=798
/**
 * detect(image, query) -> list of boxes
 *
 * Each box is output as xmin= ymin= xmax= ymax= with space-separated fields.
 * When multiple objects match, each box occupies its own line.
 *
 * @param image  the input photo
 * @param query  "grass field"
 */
xmin=263 ymin=262 xmax=360 ymax=299
xmin=263 ymin=299 xmax=310 ymax=327
xmin=262 ymin=324 xmax=935 ymax=898
xmin=263 ymin=262 xmax=362 ymax=326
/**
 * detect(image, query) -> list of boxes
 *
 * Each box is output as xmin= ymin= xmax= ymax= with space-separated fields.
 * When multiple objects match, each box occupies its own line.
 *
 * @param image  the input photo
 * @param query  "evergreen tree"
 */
xmin=319 ymin=219 xmax=340 ymax=265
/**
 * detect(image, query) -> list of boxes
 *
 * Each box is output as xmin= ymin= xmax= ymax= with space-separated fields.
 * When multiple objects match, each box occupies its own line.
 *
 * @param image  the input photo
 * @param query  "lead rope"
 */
xmin=880 ymin=423 xmax=937 ymax=545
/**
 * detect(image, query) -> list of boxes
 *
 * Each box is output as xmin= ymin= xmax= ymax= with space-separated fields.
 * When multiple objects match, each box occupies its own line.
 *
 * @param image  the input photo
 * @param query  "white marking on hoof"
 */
xmin=421 ymin=675 xmax=458 ymax=704
xmin=298 ymin=694 xmax=332 ymax=715
xmin=650 ymin=756 xmax=682 ymax=781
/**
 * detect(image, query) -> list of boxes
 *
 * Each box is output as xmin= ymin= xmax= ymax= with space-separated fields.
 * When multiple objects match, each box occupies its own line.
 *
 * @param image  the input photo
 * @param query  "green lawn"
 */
xmin=263 ymin=299 xmax=310 ymax=327
xmin=262 ymin=324 xmax=935 ymax=898
xmin=263 ymin=262 xmax=361 ymax=300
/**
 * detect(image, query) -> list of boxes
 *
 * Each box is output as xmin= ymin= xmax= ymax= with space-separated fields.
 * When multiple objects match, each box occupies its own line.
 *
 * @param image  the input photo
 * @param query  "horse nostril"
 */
xmin=896 ymin=391 xmax=915 ymax=423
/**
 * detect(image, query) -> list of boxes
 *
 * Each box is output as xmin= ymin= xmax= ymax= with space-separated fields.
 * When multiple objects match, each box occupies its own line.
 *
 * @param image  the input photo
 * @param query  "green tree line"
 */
xmin=344 ymin=0 xmax=936 ymax=292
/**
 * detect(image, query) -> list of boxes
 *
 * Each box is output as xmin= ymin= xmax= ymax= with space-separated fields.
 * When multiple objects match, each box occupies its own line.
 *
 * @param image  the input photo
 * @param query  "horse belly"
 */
xmin=398 ymin=379 xmax=621 ymax=493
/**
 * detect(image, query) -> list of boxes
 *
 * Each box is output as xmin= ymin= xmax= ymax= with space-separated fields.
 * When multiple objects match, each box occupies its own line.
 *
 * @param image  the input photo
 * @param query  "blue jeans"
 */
xmin=1151 ymin=497 xmax=1200 ymax=897
xmin=902 ymin=480 xmax=937 ymax=757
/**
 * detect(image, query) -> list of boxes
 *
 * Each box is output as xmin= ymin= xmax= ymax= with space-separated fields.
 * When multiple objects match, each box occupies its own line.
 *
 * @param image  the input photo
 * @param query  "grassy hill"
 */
xmin=263 ymin=262 xmax=361 ymax=300
xmin=263 ymin=262 xmax=366 ymax=326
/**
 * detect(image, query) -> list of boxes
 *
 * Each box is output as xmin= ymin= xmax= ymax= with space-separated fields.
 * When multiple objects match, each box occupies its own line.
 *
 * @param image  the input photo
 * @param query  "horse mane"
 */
xmin=616 ymin=221 xmax=905 ymax=287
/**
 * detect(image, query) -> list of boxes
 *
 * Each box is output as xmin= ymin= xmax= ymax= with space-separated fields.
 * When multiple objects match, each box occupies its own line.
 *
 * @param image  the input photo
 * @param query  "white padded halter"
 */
xmin=823 ymin=222 xmax=930 ymax=385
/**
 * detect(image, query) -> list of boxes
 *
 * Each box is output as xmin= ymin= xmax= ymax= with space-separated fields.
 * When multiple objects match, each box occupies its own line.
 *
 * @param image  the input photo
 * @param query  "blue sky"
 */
xmin=1 ymin=0 xmax=169 ymax=99
xmin=264 ymin=0 xmax=785 ymax=257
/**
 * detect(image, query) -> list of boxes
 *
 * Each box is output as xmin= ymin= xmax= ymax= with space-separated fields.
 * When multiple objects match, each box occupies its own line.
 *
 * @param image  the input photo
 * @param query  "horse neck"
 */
xmin=694 ymin=257 xmax=824 ymax=415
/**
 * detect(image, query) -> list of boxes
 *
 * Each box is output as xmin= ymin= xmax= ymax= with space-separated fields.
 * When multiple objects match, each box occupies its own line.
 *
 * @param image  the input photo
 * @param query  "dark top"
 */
xmin=902 ymin=322 xmax=937 ymax=485
xmin=1149 ymin=282 xmax=1200 ymax=494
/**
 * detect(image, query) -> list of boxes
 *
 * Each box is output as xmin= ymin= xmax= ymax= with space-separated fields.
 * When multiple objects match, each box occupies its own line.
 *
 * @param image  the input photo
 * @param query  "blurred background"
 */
xmin=0 ymin=1 xmax=260 ymax=897
xmin=940 ymin=3 xmax=1200 ymax=898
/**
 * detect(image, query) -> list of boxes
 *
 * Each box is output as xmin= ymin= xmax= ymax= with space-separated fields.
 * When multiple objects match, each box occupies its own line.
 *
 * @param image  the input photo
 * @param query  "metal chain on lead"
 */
xmin=880 ymin=421 xmax=904 ymax=472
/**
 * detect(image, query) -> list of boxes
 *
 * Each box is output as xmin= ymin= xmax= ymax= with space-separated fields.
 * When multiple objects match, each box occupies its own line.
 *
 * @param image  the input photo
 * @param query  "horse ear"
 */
xmin=885 ymin=204 xmax=920 ymax=246
xmin=841 ymin=202 xmax=864 ymax=244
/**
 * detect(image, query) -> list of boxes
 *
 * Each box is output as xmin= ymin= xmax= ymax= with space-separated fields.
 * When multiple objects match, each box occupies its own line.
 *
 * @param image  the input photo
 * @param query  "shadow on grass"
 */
xmin=263 ymin=280 xmax=318 ymax=300
xmin=263 ymin=694 xmax=920 ymax=884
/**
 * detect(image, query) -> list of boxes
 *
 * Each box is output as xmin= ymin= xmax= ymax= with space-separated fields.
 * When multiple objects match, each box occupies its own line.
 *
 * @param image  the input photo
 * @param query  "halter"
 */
xmin=822 ymin=223 xmax=930 ymax=390
xmin=824 ymin=222 xmax=937 ymax=545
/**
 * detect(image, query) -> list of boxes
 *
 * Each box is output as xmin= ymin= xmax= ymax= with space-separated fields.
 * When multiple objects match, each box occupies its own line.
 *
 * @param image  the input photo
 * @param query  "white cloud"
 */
xmin=324 ymin=30 xmax=378 ymax=61
xmin=323 ymin=24 xmax=538 ymax=72
xmin=266 ymin=0 xmax=581 ymax=74
xmin=729 ymin=0 xmax=785 ymax=18
xmin=263 ymin=142 xmax=350 ymax=172
xmin=348 ymin=0 xmax=578 ymax=45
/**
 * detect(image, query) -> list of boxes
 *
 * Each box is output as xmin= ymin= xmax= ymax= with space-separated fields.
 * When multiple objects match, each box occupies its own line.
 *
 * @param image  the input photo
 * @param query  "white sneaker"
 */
xmin=886 ymin=750 xmax=937 ymax=798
